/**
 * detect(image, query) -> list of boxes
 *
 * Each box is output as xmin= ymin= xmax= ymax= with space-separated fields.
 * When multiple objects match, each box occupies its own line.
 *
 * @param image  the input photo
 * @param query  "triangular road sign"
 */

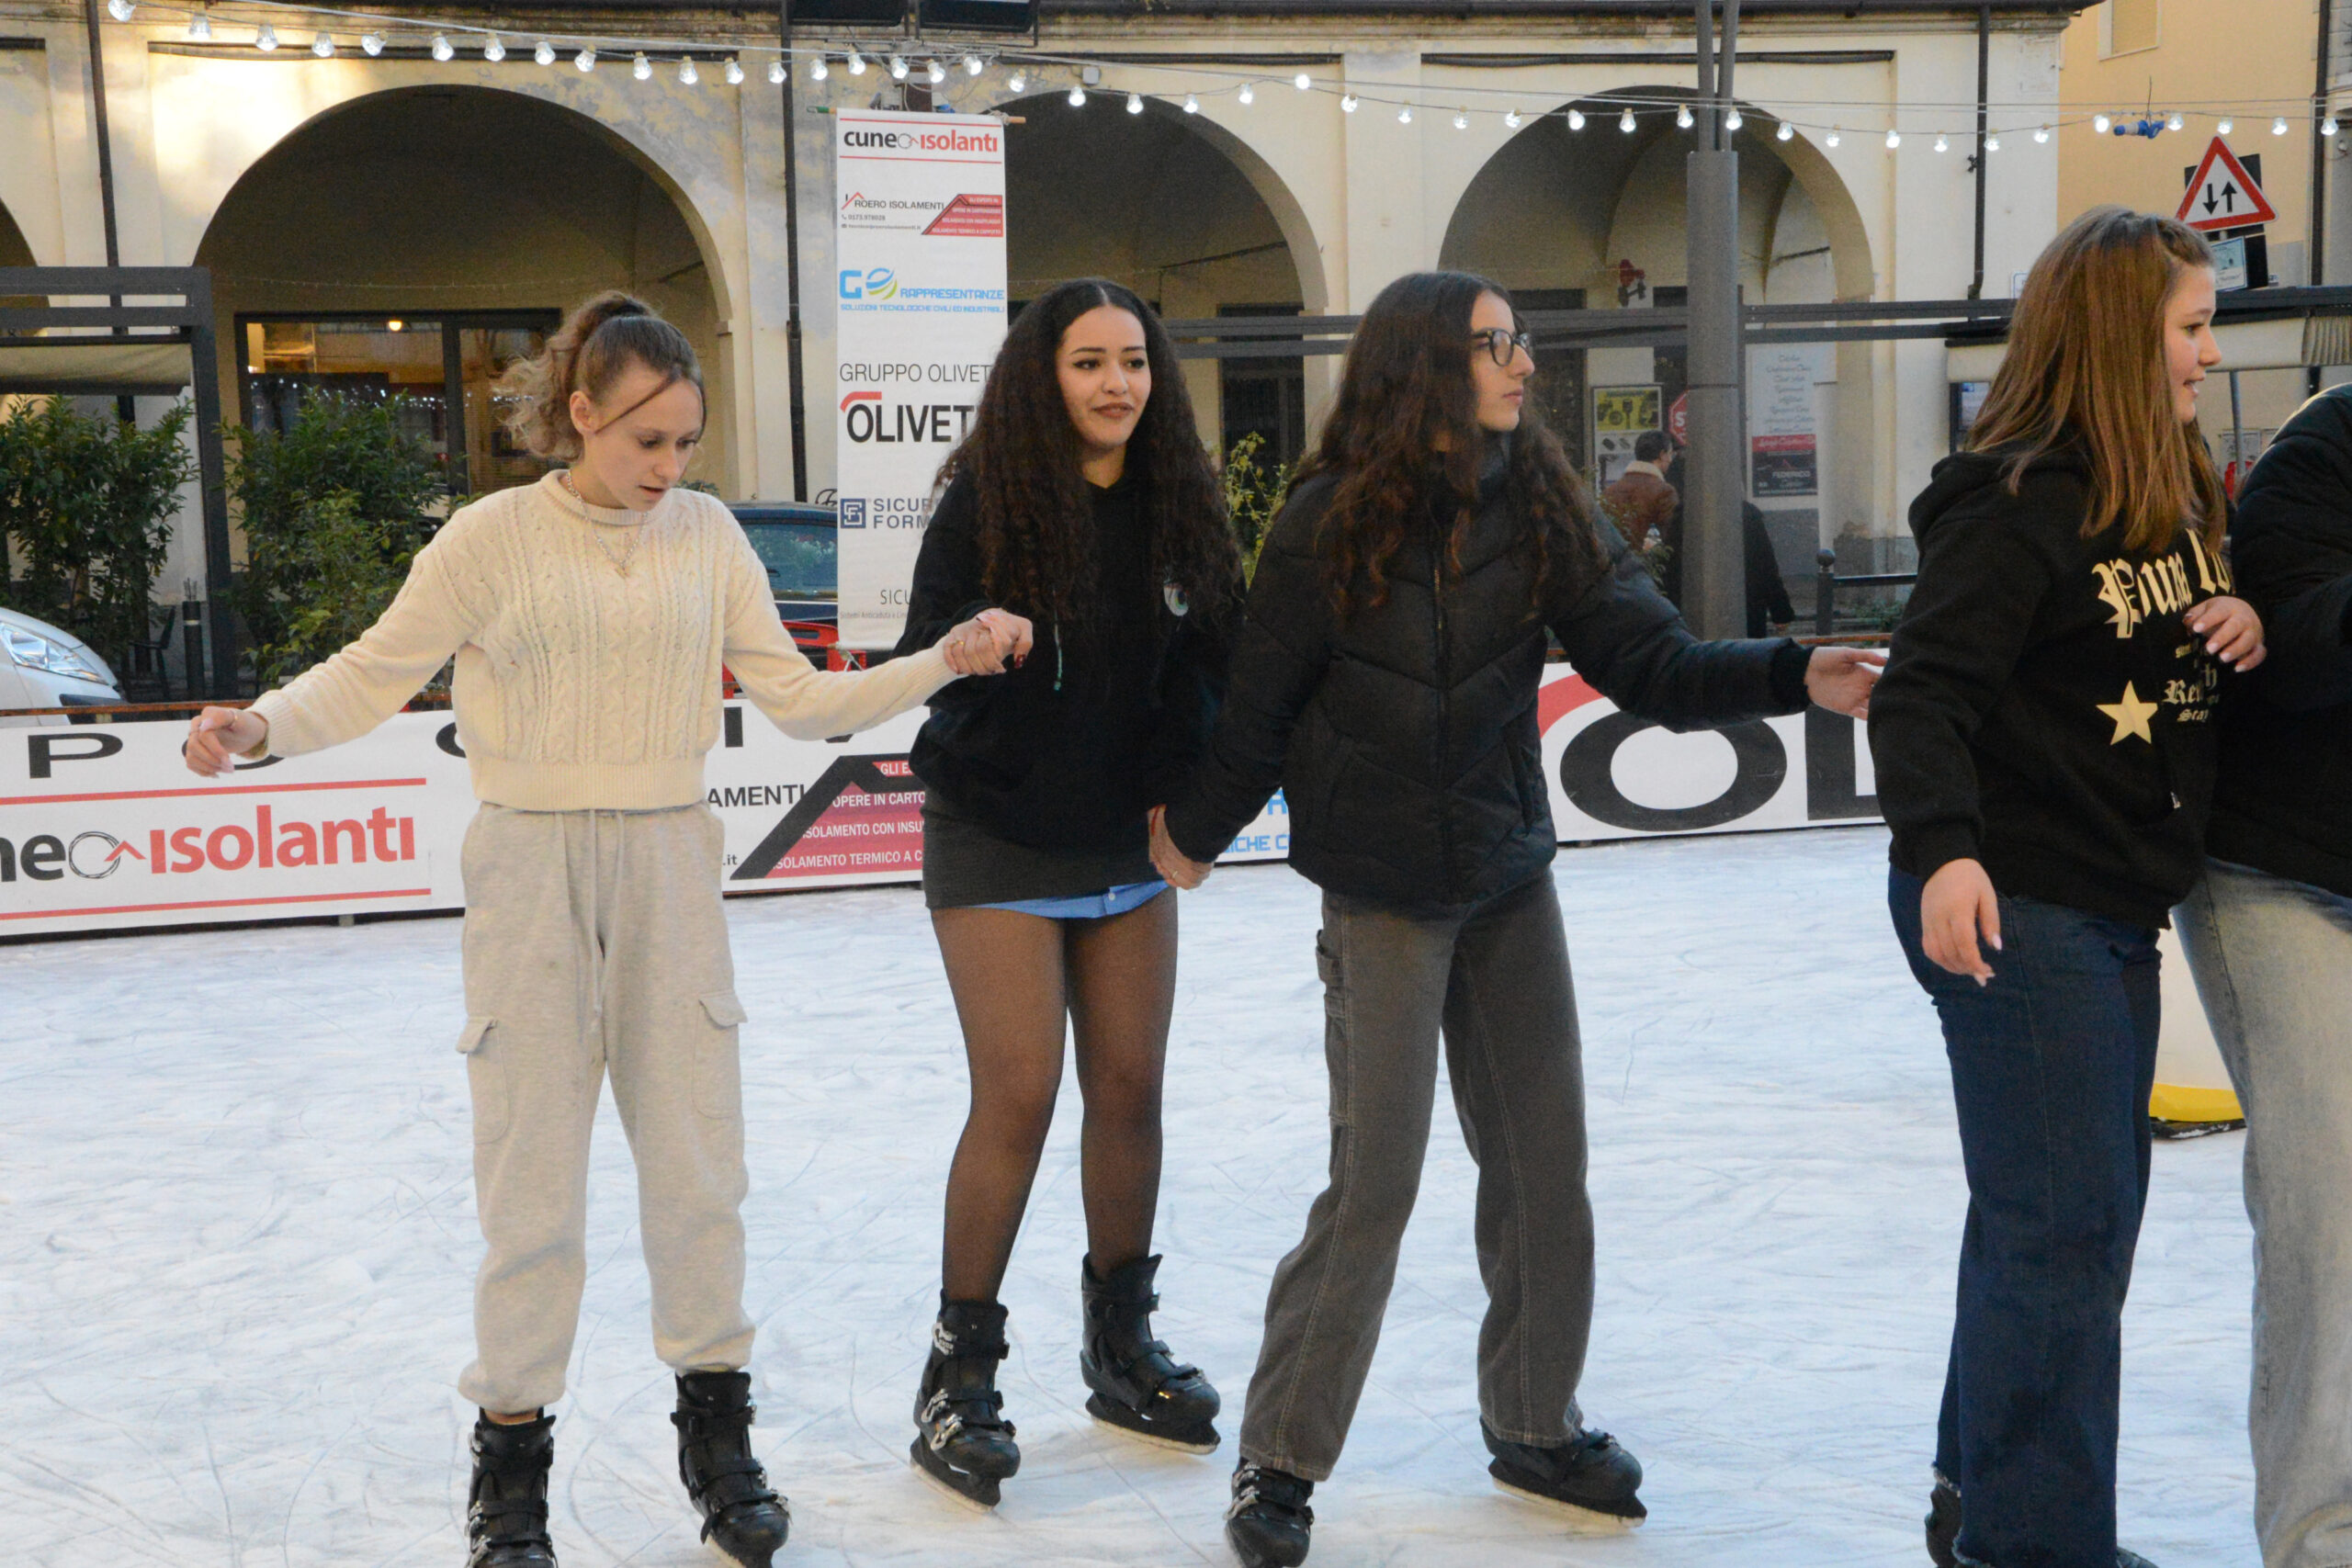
xmin=2178 ymin=138 xmax=2278 ymax=231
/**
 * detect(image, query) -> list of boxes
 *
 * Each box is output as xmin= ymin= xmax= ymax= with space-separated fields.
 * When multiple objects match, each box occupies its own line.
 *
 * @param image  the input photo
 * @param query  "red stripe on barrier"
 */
xmin=0 ymin=887 xmax=436 ymax=922
xmin=0 ymin=778 xmax=429 ymax=807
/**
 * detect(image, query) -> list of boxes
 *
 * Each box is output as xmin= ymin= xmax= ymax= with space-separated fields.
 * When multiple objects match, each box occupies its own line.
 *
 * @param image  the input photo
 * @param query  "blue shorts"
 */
xmin=976 ymin=880 xmax=1169 ymax=920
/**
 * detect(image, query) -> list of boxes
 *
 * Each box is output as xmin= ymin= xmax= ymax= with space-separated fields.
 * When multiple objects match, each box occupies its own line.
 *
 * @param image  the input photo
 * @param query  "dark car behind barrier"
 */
xmin=729 ymin=501 xmax=838 ymax=657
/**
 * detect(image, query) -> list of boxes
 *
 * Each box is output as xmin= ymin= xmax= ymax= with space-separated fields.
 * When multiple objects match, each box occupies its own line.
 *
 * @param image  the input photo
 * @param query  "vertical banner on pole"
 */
xmin=831 ymin=109 xmax=1008 ymax=649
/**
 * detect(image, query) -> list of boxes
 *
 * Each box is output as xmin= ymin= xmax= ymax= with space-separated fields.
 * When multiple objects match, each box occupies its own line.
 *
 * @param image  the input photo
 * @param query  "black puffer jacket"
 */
xmin=2209 ymin=387 xmax=2352 ymax=897
xmin=1163 ymin=441 xmax=1811 ymax=916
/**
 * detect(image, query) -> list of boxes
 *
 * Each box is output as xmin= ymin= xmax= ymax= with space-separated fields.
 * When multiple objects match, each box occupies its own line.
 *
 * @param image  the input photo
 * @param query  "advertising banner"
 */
xmin=831 ymin=109 xmax=1009 ymax=649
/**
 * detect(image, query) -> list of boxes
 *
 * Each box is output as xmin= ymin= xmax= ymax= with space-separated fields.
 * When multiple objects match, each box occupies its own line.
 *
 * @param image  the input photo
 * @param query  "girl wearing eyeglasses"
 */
xmin=1149 ymin=271 xmax=1881 ymax=1566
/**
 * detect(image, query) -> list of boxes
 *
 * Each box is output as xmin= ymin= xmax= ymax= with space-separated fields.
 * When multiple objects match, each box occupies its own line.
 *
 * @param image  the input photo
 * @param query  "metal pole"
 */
xmin=82 ymin=0 xmax=136 ymax=423
xmin=186 ymin=268 xmax=236 ymax=695
xmin=779 ymin=0 xmax=812 ymax=502
xmin=2312 ymin=0 xmax=2335 ymax=392
xmin=1968 ymin=3 xmax=1989 ymax=300
xmin=2229 ymin=367 xmax=2245 ymax=496
xmin=1682 ymin=0 xmax=1746 ymax=638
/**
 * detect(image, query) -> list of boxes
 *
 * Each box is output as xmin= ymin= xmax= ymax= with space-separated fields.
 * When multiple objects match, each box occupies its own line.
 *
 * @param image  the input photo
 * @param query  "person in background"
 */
xmin=1600 ymin=428 xmax=1678 ymax=550
xmin=2174 ymin=383 xmax=2352 ymax=1568
xmin=183 ymin=292 xmax=1028 ymax=1568
xmin=1148 ymin=269 xmax=1881 ymax=1568
xmin=1868 ymin=207 xmax=2264 ymax=1568
xmin=893 ymin=277 xmax=1240 ymax=1509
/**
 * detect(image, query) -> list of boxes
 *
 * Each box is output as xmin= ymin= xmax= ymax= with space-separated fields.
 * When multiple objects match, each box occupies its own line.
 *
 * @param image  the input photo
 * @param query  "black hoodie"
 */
xmin=2206 ymin=386 xmax=2352 ymax=897
xmin=1868 ymin=446 xmax=2233 ymax=929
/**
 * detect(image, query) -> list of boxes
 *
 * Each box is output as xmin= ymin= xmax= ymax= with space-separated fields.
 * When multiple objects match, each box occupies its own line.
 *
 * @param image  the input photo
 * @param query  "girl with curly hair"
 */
xmin=1150 ymin=271 xmax=1880 ymax=1565
xmin=893 ymin=277 xmax=1242 ymax=1507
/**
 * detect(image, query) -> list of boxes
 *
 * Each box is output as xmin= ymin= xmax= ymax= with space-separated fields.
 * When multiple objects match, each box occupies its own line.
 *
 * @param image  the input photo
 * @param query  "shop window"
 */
xmin=1217 ymin=303 xmax=1306 ymax=469
xmin=2102 ymin=0 xmax=2159 ymax=56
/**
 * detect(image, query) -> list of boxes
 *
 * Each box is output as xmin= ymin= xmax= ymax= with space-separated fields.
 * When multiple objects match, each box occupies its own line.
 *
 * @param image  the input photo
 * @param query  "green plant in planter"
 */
xmin=0 ymin=397 xmax=198 ymax=677
xmin=1222 ymin=432 xmax=1292 ymax=583
xmin=231 ymin=393 xmax=447 ymax=674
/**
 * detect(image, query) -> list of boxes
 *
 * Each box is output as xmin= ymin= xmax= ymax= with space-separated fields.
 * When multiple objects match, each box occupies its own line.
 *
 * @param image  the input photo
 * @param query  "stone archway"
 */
xmin=192 ymin=85 xmax=735 ymax=495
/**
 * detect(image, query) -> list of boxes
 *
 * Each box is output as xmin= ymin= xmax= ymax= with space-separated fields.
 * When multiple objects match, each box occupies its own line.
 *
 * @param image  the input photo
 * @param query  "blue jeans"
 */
xmin=1889 ymin=869 xmax=2162 ymax=1568
xmin=2177 ymin=859 xmax=2352 ymax=1568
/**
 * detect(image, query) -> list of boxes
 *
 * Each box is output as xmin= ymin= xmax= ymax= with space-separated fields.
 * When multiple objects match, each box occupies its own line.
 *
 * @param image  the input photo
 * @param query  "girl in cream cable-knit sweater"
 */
xmin=185 ymin=293 xmax=1029 ymax=1568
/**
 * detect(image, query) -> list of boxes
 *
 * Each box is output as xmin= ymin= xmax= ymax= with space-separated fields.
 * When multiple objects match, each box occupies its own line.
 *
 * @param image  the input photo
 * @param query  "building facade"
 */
xmin=1 ymin=0 xmax=2080 ymax=609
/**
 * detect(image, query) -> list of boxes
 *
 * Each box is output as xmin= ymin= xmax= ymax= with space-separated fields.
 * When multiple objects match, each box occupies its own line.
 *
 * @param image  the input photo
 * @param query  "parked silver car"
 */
xmin=0 ymin=607 xmax=123 ymax=724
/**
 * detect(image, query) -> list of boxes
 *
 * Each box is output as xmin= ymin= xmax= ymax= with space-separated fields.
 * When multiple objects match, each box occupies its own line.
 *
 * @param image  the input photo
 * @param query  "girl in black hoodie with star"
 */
xmin=1870 ymin=206 xmax=2264 ymax=1568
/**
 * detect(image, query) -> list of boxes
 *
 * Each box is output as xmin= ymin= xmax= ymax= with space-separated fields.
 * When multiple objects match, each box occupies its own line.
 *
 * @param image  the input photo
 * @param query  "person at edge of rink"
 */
xmin=183 ymin=291 xmax=1030 ymax=1568
xmin=2174 ymin=380 xmax=2352 ymax=1568
xmin=1145 ymin=268 xmax=1883 ymax=1568
xmin=1867 ymin=206 xmax=2266 ymax=1568
xmin=889 ymin=278 xmax=1243 ymax=1509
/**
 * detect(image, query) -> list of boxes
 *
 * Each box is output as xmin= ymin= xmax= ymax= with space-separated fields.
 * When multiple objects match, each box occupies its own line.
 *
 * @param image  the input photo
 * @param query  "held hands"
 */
xmin=1920 ymin=857 xmax=2002 ymax=985
xmin=939 ymin=609 xmax=1036 ymax=676
xmin=1148 ymin=806 xmax=1215 ymax=890
xmin=1804 ymin=646 xmax=1887 ymax=719
xmin=184 ymin=706 xmax=267 ymax=777
xmin=2186 ymin=596 xmax=2266 ymax=671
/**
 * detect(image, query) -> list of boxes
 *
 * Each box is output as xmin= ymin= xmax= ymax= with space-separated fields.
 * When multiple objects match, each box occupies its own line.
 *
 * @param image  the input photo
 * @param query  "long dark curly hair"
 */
xmin=939 ymin=278 xmax=1238 ymax=626
xmin=1299 ymin=270 xmax=1610 ymax=620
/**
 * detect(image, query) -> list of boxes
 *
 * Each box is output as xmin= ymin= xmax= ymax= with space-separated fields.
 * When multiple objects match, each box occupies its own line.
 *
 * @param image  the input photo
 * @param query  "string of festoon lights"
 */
xmin=103 ymin=0 xmax=2346 ymax=150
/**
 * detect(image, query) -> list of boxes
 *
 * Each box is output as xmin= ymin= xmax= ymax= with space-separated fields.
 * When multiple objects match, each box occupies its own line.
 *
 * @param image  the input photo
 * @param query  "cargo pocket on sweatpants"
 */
xmin=1315 ymin=931 xmax=1353 ymax=1129
xmin=458 ymin=1016 xmax=508 ymax=1145
xmin=694 ymin=992 xmax=747 ymax=1121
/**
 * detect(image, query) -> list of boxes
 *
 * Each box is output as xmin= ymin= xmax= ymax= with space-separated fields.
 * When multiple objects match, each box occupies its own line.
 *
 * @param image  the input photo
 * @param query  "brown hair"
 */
xmin=497 ymin=290 xmax=705 ymax=461
xmin=1300 ymin=270 xmax=1609 ymax=621
xmin=1967 ymin=206 xmax=2226 ymax=555
xmin=939 ymin=277 xmax=1238 ymax=626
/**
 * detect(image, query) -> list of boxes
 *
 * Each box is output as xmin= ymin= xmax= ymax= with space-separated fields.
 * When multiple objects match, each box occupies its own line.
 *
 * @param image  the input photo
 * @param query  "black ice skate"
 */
xmin=1080 ymin=1253 xmax=1222 ymax=1452
xmin=466 ymin=1412 xmax=559 ymax=1568
xmin=1926 ymin=1474 xmax=2160 ymax=1568
xmin=910 ymin=1299 xmax=1022 ymax=1508
xmin=672 ymin=1371 xmax=791 ymax=1568
xmin=1483 ymin=1419 xmax=1646 ymax=1528
xmin=1224 ymin=1461 xmax=1314 ymax=1568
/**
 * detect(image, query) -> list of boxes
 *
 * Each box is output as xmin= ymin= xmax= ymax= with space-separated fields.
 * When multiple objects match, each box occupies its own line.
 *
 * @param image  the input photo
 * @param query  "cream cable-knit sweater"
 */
xmin=247 ymin=471 xmax=956 ymax=810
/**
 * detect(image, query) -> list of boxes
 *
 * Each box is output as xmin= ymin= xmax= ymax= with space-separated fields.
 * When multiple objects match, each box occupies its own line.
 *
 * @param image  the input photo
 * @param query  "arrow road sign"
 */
xmin=2177 ymin=137 xmax=2278 ymax=232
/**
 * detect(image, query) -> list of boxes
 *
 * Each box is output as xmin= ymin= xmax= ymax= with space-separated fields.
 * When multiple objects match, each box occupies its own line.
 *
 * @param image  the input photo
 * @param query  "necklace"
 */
xmin=560 ymin=471 xmax=644 ymax=579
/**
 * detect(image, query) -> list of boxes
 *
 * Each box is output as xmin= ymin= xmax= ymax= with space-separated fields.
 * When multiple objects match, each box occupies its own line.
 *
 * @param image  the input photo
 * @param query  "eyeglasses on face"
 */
xmin=1468 ymin=328 xmax=1537 ymax=367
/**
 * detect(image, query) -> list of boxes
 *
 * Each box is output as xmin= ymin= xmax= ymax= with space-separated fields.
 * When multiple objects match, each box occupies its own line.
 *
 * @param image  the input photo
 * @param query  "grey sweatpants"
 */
xmin=454 ymin=803 xmax=753 ymax=1414
xmin=2177 ymin=858 xmax=2352 ymax=1568
xmin=1238 ymin=872 xmax=1597 ymax=1481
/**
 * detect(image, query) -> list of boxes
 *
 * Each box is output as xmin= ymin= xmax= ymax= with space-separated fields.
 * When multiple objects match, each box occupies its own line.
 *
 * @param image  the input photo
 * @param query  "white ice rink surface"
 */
xmin=1 ymin=826 xmax=2258 ymax=1567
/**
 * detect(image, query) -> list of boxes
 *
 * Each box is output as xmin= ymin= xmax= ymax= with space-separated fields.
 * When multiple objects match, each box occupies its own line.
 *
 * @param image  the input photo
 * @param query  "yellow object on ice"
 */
xmin=2149 ymin=1081 xmax=2245 ymax=1123
xmin=2154 ymin=928 xmax=2244 ymax=1125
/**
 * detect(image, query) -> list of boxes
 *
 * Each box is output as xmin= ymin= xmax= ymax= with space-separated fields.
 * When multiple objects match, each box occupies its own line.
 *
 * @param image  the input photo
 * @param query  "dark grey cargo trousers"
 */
xmin=1237 ymin=871 xmax=1597 ymax=1481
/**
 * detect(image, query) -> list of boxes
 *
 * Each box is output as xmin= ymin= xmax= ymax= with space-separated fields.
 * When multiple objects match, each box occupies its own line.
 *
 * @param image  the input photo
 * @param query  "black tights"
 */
xmin=933 ymin=889 xmax=1178 ymax=1303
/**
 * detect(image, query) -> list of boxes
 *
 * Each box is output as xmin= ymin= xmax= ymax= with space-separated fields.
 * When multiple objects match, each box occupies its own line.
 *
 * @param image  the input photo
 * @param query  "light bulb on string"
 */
xmin=1294 ymin=72 xmax=1310 ymax=91
xmin=575 ymin=47 xmax=595 ymax=72
xmin=846 ymin=47 xmax=865 ymax=74
xmin=312 ymin=31 xmax=337 ymax=56
xmin=2033 ymin=125 xmax=2050 ymax=143
xmin=724 ymin=58 xmax=743 ymax=85
xmin=1068 ymin=84 xmax=1085 ymax=107
xmin=359 ymin=29 xmax=383 ymax=55
xmin=2217 ymin=117 xmax=2233 ymax=134
xmin=1724 ymin=107 xmax=1743 ymax=130
xmin=1453 ymin=110 xmax=1467 ymax=130
xmin=1677 ymin=103 xmax=1693 ymax=130
xmin=2328 ymin=115 xmax=2343 ymax=136
xmin=187 ymin=10 xmax=209 ymax=39
xmin=775 ymin=59 xmax=793 ymax=84
xmin=1005 ymin=70 xmax=1023 ymax=93
xmin=533 ymin=40 xmax=553 ymax=64
xmin=431 ymin=33 xmax=453 ymax=62
xmin=1126 ymin=92 xmax=1144 ymax=115
xmin=2274 ymin=116 xmax=2290 ymax=135
xmin=633 ymin=53 xmax=650 ymax=80
xmin=1620 ymin=107 xmax=1636 ymax=132
xmin=680 ymin=57 xmax=699 ymax=85
xmin=254 ymin=23 xmax=276 ymax=51
xmin=2167 ymin=112 xmax=2185 ymax=132
xmin=105 ymin=0 xmax=132 ymax=21
xmin=483 ymin=36 xmax=504 ymax=61
xmin=888 ymin=54 xmax=908 ymax=80
xmin=1340 ymin=94 xmax=1357 ymax=113
xmin=1397 ymin=105 xmax=1412 ymax=124
xmin=1984 ymin=132 xmax=1999 ymax=151
xmin=1238 ymin=82 xmax=1254 ymax=105
xmin=965 ymin=53 xmax=983 ymax=75
xmin=805 ymin=55 xmax=822 ymax=81
xmin=926 ymin=59 xmax=945 ymax=85
xmin=1884 ymin=127 xmax=1901 ymax=149
xmin=1933 ymin=133 xmax=1948 ymax=152
xmin=2094 ymin=113 xmax=2111 ymax=133
xmin=1566 ymin=108 xmax=1584 ymax=130
xmin=1506 ymin=109 xmax=1521 ymax=129
xmin=1826 ymin=126 xmax=1841 ymax=146
xmin=1184 ymin=93 xmax=1200 ymax=114
xmin=1776 ymin=119 xmax=1793 ymax=141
